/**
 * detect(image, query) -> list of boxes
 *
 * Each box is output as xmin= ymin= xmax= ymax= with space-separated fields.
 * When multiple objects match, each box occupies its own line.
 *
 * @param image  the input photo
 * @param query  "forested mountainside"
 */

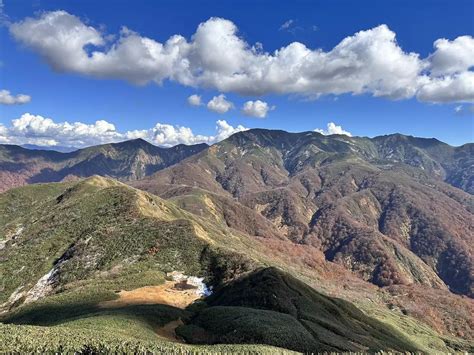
xmin=133 ymin=129 xmax=473 ymax=298
xmin=0 ymin=139 xmax=207 ymax=192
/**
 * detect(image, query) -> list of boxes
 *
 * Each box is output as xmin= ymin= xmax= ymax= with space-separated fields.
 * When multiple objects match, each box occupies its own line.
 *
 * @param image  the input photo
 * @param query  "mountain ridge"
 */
xmin=2 ymin=130 xmax=472 ymax=193
xmin=0 ymin=139 xmax=208 ymax=192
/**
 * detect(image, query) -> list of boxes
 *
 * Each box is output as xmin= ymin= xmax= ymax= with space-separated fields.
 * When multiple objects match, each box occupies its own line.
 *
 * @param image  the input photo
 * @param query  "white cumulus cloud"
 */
xmin=428 ymin=36 xmax=474 ymax=76
xmin=6 ymin=113 xmax=121 ymax=147
xmin=417 ymin=71 xmax=474 ymax=103
xmin=213 ymin=119 xmax=248 ymax=141
xmin=315 ymin=122 xmax=352 ymax=136
xmin=207 ymin=94 xmax=234 ymax=114
xmin=187 ymin=94 xmax=202 ymax=106
xmin=242 ymin=100 xmax=274 ymax=118
xmin=0 ymin=113 xmax=248 ymax=148
xmin=8 ymin=11 xmax=474 ymax=103
xmin=0 ymin=89 xmax=31 ymax=105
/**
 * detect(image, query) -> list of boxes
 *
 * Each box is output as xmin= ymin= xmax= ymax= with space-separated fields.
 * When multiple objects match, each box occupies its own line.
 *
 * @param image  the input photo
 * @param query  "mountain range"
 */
xmin=21 ymin=144 xmax=79 ymax=153
xmin=0 ymin=139 xmax=207 ymax=193
xmin=133 ymin=130 xmax=473 ymax=296
xmin=0 ymin=129 xmax=472 ymax=353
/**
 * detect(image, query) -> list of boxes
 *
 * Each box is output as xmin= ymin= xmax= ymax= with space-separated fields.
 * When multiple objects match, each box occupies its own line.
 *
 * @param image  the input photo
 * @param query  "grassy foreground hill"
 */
xmin=177 ymin=267 xmax=420 ymax=353
xmin=0 ymin=177 xmax=472 ymax=353
xmin=0 ymin=177 xmax=284 ymax=352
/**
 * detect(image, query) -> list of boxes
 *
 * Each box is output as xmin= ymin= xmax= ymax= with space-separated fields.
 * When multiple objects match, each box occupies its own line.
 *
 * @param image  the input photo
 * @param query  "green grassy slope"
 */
xmin=0 ymin=177 xmax=288 ymax=353
xmin=0 ymin=323 xmax=296 ymax=354
xmin=0 ymin=176 xmax=261 ymax=307
xmin=177 ymin=267 xmax=422 ymax=353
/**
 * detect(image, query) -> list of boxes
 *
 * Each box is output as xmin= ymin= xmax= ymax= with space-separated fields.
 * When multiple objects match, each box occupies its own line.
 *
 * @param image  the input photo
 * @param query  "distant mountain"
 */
xmin=0 ymin=138 xmax=208 ymax=192
xmin=371 ymin=133 xmax=473 ymax=194
xmin=133 ymin=129 xmax=473 ymax=298
xmin=4 ymin=132 xmax=472 ymax=194
xmin=21 ymin=144 xmax=78 ymax=153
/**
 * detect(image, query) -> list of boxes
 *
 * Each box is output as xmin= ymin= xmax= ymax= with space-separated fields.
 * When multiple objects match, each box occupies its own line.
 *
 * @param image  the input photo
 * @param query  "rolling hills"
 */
xmin=0 ymin=177 xmax=471 ymax=352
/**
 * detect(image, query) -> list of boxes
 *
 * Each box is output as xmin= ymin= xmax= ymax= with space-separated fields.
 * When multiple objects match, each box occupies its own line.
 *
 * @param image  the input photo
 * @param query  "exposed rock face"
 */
xmin=24 ymin=268 xmax=57 ymax=304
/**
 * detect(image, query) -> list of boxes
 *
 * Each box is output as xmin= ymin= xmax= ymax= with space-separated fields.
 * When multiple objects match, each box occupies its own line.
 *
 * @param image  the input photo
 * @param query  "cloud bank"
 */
xmin=0 ymin=113 xmax=248 ymax=148
xmin=9 ymin=11 xmax=474 ymax=103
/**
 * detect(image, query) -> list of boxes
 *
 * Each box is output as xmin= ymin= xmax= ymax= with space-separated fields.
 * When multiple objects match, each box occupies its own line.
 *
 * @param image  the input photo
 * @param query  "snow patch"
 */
xmin=167 ymin=271 xmax=212 ymax=296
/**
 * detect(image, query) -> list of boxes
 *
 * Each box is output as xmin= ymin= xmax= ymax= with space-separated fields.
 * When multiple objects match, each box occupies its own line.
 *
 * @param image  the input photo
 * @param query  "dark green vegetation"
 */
xmin=1 ymin=129 xmax=473 ymax=353
xmin=177 ymin=267 xmax=421 ymax=353
xmin=0 ymin=323 xmax=294 ymax=354
xmin=0 ymin=138 xmax=207 ymax=192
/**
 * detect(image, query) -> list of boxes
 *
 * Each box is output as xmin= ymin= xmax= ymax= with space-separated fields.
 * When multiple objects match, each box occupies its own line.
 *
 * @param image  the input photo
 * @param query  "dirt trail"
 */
xmin=99 ymin=281 xmax=201 ymax=309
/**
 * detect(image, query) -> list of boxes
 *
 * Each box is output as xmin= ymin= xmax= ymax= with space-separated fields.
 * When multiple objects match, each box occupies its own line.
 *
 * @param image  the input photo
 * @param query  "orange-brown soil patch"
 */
xmin=99 ymin=281 xmax=201 ymax=309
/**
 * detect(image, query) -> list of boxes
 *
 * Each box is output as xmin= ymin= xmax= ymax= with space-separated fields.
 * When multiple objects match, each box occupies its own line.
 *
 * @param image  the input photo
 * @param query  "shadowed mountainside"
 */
xmin=177 ymin=267 xmax=421 ymax=353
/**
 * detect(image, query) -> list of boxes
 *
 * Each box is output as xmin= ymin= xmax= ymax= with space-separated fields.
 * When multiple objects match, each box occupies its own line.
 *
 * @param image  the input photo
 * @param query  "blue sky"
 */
xmin=0 ymin=0 xmax=473 ymax=147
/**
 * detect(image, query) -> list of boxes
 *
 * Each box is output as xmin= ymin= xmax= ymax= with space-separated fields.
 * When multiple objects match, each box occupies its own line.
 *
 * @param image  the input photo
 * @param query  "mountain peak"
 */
xmin=374 ymin=133 xmax=446 ymax=147
xmin=111 ymin=138 xmax=155 ymax=149
xmin=224 ymin=128 xmax=305 ymax=148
